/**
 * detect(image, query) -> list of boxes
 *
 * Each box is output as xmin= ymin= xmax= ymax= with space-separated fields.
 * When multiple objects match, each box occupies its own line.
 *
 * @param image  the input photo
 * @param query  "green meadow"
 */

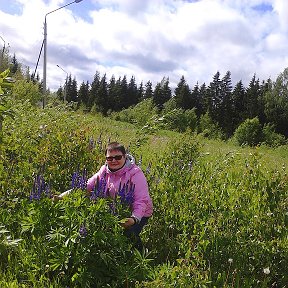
xmin=0 ymin=101 xmax=287 ymax=287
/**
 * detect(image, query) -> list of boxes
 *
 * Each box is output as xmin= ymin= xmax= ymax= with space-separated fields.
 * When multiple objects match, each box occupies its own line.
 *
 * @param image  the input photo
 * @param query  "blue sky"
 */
xmin=0 ymin=0 xmax=287 ymax=91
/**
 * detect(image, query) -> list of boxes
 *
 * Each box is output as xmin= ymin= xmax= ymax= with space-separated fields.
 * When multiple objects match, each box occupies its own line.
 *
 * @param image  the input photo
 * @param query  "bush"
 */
xmin=234 ymin=117 xmax=263 ymax=146
xmin=262 ymin=123 xmax=287 ymax=147
xmin=198 ymin=112 xmax=224 ymax=139
xmin=111 ymin=99 xmax=158 ymax=126
xmin=12 ymin=79 xmax=41 ymax=106
xmin=156 ymin=108 xmax=197 ymax=133
xmin=234 ymin=118 xmax=287 ymax=147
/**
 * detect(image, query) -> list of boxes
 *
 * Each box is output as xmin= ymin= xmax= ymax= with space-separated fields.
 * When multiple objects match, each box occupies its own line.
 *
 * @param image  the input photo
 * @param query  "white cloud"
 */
xmin=0 ymin=0 xmax=288 ymax=92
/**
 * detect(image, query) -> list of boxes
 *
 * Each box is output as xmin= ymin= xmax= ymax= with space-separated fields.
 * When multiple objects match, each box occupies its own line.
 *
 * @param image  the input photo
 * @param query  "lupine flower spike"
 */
xmin=71 ymin=168 xmax=88 ymax=190
xmin=79 ymin=224 xmax=87 ymax=238
xmin=88 ymin=137 xmax=95 ymax=151
xmin=30 ymin=174 xmax=50 ymax=201
xmin=90 ymin=174 xmax=107 ymax=200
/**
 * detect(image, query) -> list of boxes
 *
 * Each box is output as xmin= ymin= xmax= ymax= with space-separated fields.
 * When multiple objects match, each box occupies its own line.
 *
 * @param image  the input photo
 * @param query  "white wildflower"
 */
xmin=228 ymin=258 xmax=233 ymax=264
xmin=263 ymin=267 xmax=270 ymax=275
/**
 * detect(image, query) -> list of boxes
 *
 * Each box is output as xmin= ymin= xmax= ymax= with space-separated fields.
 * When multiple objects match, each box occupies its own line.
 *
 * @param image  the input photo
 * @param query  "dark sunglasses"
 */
xmin=106 ymin=155 xmax=124 ymax=161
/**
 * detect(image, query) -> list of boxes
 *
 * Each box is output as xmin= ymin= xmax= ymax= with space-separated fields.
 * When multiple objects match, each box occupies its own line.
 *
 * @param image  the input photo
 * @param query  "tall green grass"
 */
xmin=0 ymin=101 xmax=287 ymax=287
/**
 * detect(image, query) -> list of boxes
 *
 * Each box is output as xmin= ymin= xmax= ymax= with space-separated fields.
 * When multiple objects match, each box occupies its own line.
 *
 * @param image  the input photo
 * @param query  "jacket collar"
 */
xmin=106 ymin=158 xmax=133 ymax=175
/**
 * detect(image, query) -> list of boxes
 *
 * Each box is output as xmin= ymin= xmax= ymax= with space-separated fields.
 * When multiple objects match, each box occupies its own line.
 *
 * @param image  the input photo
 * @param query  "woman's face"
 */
xmin=106 ymin=149 xmax=126 ymax=170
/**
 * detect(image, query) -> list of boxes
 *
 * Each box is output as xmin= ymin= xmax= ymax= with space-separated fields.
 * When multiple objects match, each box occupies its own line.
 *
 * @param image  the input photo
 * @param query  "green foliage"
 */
xmin=111 ymin=98 xmax=158 ymax=127
xmin=233 ymin=118 xmax=286 ymax=147
xmin=262 ymin=123 xmax=287 ymax=147
xmin=0 ymin=69 xmax=14 ymax=144
xmin=153 ymin=77 xmax=171 ymax=110
xmin=264 ymin=67 xmax=288 ymax=137
xmin=156 ymin=108 xmax=197 ymax=133
xmin=234 ymin=117 xmax=263 ymax=146
xmin=12 ymin=79 xmax=42 ymax=105
xmin=1 ymin=104 xmax=288 ymax=287
xmin=198 ymin=112 xmax=224 ymax=139
xmin=0 ymin=69 xmax=13 ymax=94
xmin=0 ymin=191 xmax=153 ymax=287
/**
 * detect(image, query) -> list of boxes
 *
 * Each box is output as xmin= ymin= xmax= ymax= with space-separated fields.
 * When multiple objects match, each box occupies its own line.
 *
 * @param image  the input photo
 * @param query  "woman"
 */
xmin=87 ymin=142 xmax=153 ymax=250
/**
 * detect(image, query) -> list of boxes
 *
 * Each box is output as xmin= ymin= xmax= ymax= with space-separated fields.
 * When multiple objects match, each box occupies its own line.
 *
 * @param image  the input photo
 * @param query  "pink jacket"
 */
xmin=87 ymin=158 xmax=153 ymax=221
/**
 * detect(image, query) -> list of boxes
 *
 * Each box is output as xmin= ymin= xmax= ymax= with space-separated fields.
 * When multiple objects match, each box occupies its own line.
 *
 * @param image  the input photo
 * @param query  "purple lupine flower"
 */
xmin=29 ymin=177 xmax=37 ymax=201
xmin=71 ymin=171 xmax=78 ymax=189
xmin=79 ymin=224 xmax=87 ymax=238
xmin=30 ymin=174 xmax=50 ymax=201
xmin=88 ymin=137 xmax=95 ymax=151
xmin=97 ymin=134 xmax=102 ymax=151
xmin=90 ymin=175 xmax=107 ymax=200
xmin=79 ymin=168 xmax=87 ymax=190
xmin=125 ymin=182 xmax=135 ymax=205
xmin=71 ymin=168 xmax=88 ymax=190
xmin=90 ymin=176 xmax=99 ymax=200
xmin=98 ymin=172 xmax=107 ymax=197
xmin=118 ymin=182 xmax=126 ymax=204
xmin=117 ymin=180 xmax=135 ymax=205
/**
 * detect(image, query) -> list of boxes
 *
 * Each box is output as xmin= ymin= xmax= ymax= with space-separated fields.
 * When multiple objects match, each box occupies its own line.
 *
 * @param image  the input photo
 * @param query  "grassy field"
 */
xmin=0 ymin=102 xmax=287 ymax=287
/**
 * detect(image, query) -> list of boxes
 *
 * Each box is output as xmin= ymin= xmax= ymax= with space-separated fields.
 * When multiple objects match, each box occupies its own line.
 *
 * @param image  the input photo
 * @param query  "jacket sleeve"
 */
xmin=131 ymin=169 xmax=151 ymax=220
xmin=86 ymin=165 xmax=106 ymax=192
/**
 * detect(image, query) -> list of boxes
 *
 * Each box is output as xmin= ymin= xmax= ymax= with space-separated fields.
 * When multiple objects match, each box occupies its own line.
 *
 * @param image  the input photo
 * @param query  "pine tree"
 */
xmin=232 ymin=80 xmax=246 ymax=130
xmin=206 ymin=71 xmax=222 ymax=122
xmin=220 ymin=71 xmax=233 ymax=136
xmin=119 ymin=75 xmax=128 ymax=110
xmin=89 ymin=71 xmax=101 ymax=109
xmin=78 ymin=81 xmax=90 ymax=107
xmin=137 ymin=81 xmax=144 ymax=102
xmin=174 ymin=76 xmax=191 ymax=109
xmin=244 ymin=74 xmax=260 ymax=119
xmin=66 ymin=75 xmax=73 ymax=102
xmin=71 ymin=78 xmax=78 ymax=102
xmin=10 ymin=54 xmax=19 ymax=74
xmin=95 ymin=74 xmax=109 ymax=115
xmin=108 ymin=75 xmax=117 ymax=111
xmin=56 ymin=86 xmax=64 ymax=101
xmin=153 ymin=77 xmax=171 ymax=110
xmin=197 ymin=83 xmax=207 ymax=116
xmin=127 ymin=75 xmax=138 ymax=107
xmin=144 ymin=81 xmax=153 ymax=99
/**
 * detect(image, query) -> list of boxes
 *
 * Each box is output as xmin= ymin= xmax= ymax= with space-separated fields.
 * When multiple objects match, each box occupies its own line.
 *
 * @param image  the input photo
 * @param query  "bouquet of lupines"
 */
xmin=115 ymin=180 xmax=135 ymax=221
xmin=89 ymin=174 xmax=135 ymax=221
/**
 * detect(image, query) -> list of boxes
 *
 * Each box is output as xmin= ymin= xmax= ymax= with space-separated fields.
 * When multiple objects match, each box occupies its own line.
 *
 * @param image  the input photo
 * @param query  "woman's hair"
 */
xmin=105 ymin=142 xmax=126 ymax=155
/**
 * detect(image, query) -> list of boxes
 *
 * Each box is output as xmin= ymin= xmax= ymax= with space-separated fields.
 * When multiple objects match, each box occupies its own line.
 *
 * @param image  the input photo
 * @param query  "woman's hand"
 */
xmin=119 ymin=217 xmax=135 ymax=229
xmin=52 ymin=195 xmax=63 ymax=202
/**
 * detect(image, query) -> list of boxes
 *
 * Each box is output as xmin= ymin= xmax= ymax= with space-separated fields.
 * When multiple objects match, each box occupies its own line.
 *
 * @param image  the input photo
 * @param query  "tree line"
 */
xmin=1 ymin=45 xmax=287 ymax=140
xmin=58 ymin=69 xmax=288 ymax=139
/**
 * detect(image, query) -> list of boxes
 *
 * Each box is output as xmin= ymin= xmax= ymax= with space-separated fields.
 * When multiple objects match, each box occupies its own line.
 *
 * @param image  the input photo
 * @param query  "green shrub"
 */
xmin=111 ymin=99 xmax=158 ymax=126
xmin=234 ymin=117 xmax=263 ymax=146
xmin=12 ymin=79 xmax=41 ymax=106
xmin=198 ymin=112 xmax=224 ymax=139
xmin=262 ymin=123 xmax=287 ymax=147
